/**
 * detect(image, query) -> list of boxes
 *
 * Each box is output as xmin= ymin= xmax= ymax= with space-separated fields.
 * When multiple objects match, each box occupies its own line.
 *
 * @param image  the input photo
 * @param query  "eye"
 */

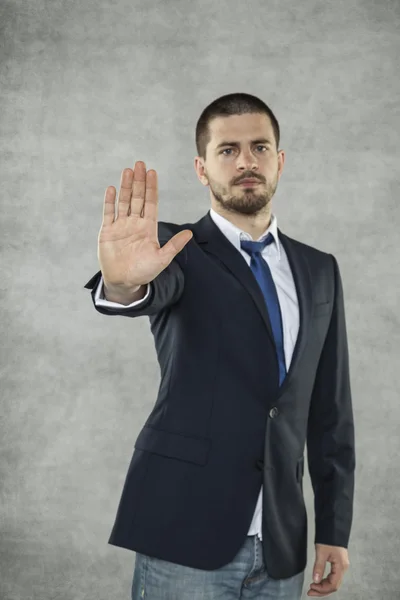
xmin=221 ymin=145 xmax=268 ymax=155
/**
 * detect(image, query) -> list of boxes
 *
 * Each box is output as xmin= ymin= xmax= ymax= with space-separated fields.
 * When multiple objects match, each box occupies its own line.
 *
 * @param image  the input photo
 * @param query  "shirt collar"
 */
xmin=209 ymin=207 xmax=281 ymax=261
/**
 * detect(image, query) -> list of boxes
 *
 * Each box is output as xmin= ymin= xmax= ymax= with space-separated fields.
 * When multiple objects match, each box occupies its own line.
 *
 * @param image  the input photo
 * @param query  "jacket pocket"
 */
xmin=296 ymin=456 xmax=305 ymax=482
xmin=312 ymin=301 xmax=331 ymax=317
xmin=134 ymin=425 xmax=211 ymax=466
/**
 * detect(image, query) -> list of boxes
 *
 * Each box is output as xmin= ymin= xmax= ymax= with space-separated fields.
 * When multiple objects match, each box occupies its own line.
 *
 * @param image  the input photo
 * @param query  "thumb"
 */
xmin=312 ymin=558 xmax=326 ymax=583
xmin=161 ymin=230 xmax=193 ymax=260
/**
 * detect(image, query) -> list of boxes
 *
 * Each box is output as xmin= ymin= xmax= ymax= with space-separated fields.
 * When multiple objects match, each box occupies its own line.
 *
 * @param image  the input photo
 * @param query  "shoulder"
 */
xmin=282 ymin=231 xmax=340 ymax=261
xmin=280 ymin=232 xmax=342 ymax=281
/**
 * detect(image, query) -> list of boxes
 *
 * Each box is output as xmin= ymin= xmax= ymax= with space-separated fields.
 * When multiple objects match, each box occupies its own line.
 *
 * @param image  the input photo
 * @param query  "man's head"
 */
xmin=194 ymin=93 xmax=285 ymax=219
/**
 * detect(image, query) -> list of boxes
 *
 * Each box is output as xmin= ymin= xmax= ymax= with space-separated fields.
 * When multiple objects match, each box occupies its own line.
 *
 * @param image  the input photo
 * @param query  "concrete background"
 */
xmin=0 ymin=0 xmax=399 ymax=598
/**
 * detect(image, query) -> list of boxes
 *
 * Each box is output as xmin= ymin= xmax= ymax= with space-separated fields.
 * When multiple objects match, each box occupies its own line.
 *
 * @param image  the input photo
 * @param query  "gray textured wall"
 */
xmin=1 ymin=0 xmax=399 ymax=598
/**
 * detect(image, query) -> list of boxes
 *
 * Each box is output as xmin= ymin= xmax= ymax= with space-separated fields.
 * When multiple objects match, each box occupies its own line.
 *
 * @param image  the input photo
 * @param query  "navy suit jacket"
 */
xmin=84 ymin=210 xmax=355 ymax=580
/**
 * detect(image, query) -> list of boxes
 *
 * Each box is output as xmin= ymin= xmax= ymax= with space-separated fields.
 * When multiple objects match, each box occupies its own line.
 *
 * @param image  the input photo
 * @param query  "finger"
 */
xmin=307 ymin=583 xmax=337 ymax=597
xmin=141 ymin=169 xmax=158 ymax=224
xmin=308 ymin=574 xmax=341 ymax=595
xmin=159 ymin=230 xmax=193 ymax=263
xmin=102 ymin=186 xmax=117 ymax=226
xmin=308 ymin=584 xmax=335 ymax=595
xmin=130 ymin=161 xmax=147 ymax=217
xmin=318 ymin=569 xmax=342 ymax=590
xmin=117 ymin=168 xmax=134 ymax=219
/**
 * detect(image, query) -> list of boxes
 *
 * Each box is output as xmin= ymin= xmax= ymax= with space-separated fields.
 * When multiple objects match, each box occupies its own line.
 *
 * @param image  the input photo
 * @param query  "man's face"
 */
xmin=194 ymin=113 xmax=285 ymax=216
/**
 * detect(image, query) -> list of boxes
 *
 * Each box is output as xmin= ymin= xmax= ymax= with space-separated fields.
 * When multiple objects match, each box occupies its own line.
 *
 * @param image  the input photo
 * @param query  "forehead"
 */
xmin=210 ymin=113 xmax=273 ymax=141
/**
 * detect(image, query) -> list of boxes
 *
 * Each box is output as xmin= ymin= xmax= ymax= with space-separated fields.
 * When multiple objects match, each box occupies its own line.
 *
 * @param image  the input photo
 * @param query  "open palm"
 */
xmin=98 ymin=162 xmax=193 ymax=289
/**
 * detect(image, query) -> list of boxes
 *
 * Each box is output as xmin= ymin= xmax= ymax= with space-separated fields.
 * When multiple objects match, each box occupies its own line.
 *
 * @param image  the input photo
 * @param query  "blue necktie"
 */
xmin=240 ymin=234 xmax=287 ymax=386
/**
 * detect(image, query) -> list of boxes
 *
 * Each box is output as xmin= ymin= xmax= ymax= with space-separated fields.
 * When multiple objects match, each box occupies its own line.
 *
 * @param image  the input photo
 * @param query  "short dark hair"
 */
xmin=195 ymin=93 xmax=280 ymax=161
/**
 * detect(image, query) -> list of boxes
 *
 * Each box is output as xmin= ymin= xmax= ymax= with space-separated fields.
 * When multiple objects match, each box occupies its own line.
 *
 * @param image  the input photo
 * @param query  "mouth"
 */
xmin=237 ymin=180 xmax=260 ymax=186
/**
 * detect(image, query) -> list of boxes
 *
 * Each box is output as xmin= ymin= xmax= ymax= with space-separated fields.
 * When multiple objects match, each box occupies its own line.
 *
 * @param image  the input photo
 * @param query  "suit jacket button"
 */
xmin=269 ymin=407 xmax=279 ymax=418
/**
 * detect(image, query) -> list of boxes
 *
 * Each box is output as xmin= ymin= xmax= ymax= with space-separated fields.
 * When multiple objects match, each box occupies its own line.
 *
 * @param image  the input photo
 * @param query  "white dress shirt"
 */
xmin=94 ymin=207 xmax=300 ymax=541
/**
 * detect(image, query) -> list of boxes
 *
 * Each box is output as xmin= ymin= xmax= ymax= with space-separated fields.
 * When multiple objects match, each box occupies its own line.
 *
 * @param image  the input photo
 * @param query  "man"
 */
xmin=84 ymin=93 xmax=355 ymax=599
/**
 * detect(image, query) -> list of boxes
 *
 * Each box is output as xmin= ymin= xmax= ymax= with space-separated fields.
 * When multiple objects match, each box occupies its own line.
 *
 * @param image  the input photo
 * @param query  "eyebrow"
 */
xmin=215 ymin=138 xmax=272 ymax=150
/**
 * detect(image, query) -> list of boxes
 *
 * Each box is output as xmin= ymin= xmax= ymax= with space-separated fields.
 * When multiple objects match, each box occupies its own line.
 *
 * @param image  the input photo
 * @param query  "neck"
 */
xmin=211 ymin=207 xmax=272 ymax=241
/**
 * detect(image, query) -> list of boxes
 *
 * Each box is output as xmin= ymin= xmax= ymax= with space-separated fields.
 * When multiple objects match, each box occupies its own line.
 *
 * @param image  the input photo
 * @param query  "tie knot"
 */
xmin=240 ymin=233 xmax=274 ymax=256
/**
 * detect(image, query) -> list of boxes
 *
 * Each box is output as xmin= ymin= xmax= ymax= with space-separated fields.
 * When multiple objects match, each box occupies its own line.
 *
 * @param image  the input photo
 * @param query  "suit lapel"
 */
xmin=191 ymin=211 xmax=314 ymax=397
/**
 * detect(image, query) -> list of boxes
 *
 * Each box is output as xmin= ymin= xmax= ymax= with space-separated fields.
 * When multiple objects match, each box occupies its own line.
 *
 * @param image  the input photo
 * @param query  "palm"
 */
xmin=98 ymin=162 xmax=192 ymax=288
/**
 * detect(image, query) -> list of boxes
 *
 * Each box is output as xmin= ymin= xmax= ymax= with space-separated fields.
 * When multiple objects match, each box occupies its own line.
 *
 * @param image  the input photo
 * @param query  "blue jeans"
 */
xmin=131 ymin=535 xmax=305 ymax=599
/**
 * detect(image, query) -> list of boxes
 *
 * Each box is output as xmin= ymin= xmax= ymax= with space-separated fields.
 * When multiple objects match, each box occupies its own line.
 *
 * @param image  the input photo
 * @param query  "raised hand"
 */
xmin=98 ymin=161 xmax=193 ymax=290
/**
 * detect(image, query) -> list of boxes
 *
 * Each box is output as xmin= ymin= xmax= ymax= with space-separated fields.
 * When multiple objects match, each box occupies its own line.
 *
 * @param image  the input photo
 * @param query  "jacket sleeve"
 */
xmin=306 ymin=254 xmax=356 ymax=548
xmin=83 ymin=223 xmax=187 ymax=318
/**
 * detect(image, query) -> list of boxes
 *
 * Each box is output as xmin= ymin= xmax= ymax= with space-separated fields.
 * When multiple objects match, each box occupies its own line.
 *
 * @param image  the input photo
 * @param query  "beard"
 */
xmin=209 ymin=177 xmax=278 ymax=216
